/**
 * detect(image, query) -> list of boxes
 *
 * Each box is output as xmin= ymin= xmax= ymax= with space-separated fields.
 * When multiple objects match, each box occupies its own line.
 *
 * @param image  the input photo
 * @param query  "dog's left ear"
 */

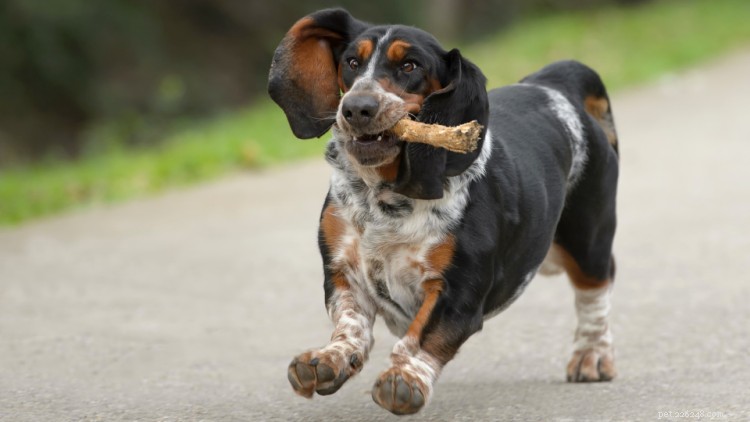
xmin=394 ymin=49 xmax=489 ymax=200
xmin=268 ymin=9 xmax=369 ymax=139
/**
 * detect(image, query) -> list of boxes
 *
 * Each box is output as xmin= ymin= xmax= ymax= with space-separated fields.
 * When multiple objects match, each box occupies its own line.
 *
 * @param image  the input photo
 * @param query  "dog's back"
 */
xmin=269 ymin=9 xmax=620 ymax=414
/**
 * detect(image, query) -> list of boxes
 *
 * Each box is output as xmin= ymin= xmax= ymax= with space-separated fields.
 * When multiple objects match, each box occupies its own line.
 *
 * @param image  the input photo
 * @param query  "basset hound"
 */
xmin=269 ymin=8 xmax=620 ymax=415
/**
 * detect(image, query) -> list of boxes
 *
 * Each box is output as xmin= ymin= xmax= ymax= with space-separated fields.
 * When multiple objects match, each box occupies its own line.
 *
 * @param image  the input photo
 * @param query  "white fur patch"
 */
xmin=325 ymin=285 xmax=377 ymax=363
xmin=360 ymin=28 xmax=392 ymax=81
xmin=389 ymin=338 xmax=442 ymax=403
xmin=326 ymin=129 xmax=493 ymax=335
xmin=572 ymin=283 xmax=613 ymax=352
xmin=519 ymin=83 xmax=587 ymax=188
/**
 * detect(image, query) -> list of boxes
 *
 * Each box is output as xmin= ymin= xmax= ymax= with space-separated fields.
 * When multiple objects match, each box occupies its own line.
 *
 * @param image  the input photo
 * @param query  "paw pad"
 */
xmin=372 ymin=370 xmax=427 ymax=415
xmin=287 ymin=351 xmax=356 ymax=397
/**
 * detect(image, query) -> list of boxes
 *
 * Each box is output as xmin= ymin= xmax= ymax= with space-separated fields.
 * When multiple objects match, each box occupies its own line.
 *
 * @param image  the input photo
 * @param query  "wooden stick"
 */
xmin=389 ymin=119 xmax=483 ymax=154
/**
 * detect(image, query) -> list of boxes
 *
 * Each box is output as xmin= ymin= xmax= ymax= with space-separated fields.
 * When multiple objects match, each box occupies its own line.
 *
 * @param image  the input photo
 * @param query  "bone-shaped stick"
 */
xmin=389 ymin=119 xmax=483 ymax=154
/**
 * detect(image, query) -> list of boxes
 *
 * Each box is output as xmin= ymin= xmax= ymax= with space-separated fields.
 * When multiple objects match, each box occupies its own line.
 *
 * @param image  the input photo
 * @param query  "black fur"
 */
xmin=395 ymin=49 xmax=490 ymax=199
xmin=271 ymin=9 xmax=619 ymax=409
xmin=421 ymin=61 xmax=619 ymax=354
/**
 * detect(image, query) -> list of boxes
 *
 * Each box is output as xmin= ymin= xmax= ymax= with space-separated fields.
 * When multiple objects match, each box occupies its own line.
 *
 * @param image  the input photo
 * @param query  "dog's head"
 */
xmin=268 ymin=8 xmax=488 ymax=199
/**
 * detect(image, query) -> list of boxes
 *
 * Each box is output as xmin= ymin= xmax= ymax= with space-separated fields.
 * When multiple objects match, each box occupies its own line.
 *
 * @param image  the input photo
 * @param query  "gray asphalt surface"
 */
xmin=2 ymin=50 xmax=750 ymax=422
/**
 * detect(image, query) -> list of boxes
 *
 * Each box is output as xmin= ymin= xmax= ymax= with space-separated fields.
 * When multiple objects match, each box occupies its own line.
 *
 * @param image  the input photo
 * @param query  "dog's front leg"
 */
xmin=371 ymin=278 xmax=478 ymax=415
xmin=287 ymin=273 xmax=376 ymax=398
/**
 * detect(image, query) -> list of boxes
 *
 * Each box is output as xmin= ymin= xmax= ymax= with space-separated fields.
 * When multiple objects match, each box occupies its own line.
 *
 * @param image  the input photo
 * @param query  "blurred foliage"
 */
xmin=0 ymin=0 xmax=644 ymax=166
xmin=2 ymin=0 xmax=749 ymax=226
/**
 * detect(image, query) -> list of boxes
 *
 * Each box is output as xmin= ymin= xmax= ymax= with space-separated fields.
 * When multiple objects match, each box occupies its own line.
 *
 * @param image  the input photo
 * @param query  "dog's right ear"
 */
xmin=394 ymin=49 xmax=489 ymax=200
xmin=268 ymin=9 xmax=369 ymax=139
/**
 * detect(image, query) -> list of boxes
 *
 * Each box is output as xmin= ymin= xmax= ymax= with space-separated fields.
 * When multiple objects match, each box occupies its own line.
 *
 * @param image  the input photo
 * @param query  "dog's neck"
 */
xmin=324 ymin=129 xmax=494 ymax=239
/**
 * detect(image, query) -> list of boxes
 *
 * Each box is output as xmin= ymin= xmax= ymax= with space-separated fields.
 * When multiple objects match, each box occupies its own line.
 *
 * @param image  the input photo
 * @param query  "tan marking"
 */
xmin=405 ymin=279 xmax=443 ymax=340
xmin=337 ymin=61 xmax=346 ymax=93
xmin=425 ymin=235 xmax=455 ymax=273
xmin=386 ymin=40 xmax=411 ymax=62
xmin=407 ymin=235 xmax=456 ymax=275
xmin=286 ymin=17 xmax=344 ymax=116
xmin=375 ymin=153 xmax=401 ymax=182
xmin=584 ymin=95 xmax=608 ymax=120
xmin=321 ymin=204 xmax=359 ymax=273
xmin=377 ymin=78 xmax=425 ymax=114
xmin=377 ymin=75 xmax=442 ymax=116
xmin=357 ymin=39 xmax=374 ymax=61
xmin=428 ymin=77 xmax=442 ymax=94
xmin=400 ymin=236 xmax=455 ymax=346
xmin=551 ymin=243 xmax=610 ymax=290
xmin=321 ymin=204 xmax=345 ymax=252
xmin=584 ymin=95 xmax=618 ymax=147
xmin=330 ymin=273 xmax=350 ymax=291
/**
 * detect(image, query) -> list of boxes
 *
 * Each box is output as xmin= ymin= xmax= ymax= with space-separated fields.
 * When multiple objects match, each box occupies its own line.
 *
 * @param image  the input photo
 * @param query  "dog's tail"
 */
xmin=521 ymin=60 xmax=619 ymax=155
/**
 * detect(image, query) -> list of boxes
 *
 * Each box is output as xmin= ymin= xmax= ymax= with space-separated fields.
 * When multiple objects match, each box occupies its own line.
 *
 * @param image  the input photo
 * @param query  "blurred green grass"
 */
xmin=2 ymin=0 xmax=749 ymax=226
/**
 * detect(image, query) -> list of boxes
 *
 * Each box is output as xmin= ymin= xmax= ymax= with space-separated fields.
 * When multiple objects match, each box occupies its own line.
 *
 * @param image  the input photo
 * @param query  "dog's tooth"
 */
xmin=377 ymin=135 xmax=382 ymax=141
xmin=353 ymin=136 xmax=358 ymax=141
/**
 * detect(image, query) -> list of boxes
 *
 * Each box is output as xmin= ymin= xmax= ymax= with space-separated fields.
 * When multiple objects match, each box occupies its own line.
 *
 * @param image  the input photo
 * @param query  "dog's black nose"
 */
xmin=342 ymin=94 xmax=379 ymax=127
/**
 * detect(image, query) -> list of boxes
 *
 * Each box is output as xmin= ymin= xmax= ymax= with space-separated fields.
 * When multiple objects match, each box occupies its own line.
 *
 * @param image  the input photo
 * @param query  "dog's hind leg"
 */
xmin=554 ymin=243 xmax=617 ymax=382
xmin=569 ymin=280 xmax=616 ymax=382
xmin=552 ymin=142 xmax=619 ymax=382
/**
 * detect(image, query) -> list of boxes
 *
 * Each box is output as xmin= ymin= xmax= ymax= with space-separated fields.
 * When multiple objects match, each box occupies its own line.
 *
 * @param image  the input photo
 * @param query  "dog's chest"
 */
xmin=331 ymin=187 xmax=457 ymax=336
xmin=364 ymin=236 xmax=433 ymax=318
xmin=341 ymin=211 xmax=445 ymax=335
xmin=326 ymin=140 xmax=486 ymax=334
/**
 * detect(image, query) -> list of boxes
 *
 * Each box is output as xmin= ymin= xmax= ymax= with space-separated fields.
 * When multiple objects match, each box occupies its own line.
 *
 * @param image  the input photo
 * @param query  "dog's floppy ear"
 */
xmin=268 ymin=9 xmax=369 ymax=139
xmin=394 ymin=49 xmax=489 ymax=200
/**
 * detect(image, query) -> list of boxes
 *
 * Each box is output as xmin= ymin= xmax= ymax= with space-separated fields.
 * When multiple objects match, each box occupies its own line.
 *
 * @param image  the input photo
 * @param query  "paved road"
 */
xmin=2 ymin=50 xmax=750 ymax=421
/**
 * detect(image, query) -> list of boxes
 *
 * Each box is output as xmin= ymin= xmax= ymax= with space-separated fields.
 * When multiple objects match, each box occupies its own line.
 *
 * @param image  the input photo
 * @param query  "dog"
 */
xmin=268 ymin=8 xmax=619 ymax=415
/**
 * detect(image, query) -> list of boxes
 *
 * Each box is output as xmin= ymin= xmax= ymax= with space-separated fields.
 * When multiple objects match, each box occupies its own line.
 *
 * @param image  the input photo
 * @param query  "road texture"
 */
xmin=2 ymin=50 xmax=750 ymax=421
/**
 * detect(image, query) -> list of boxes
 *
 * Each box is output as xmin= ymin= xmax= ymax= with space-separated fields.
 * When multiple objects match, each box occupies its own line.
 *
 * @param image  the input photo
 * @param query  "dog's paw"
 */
xmin=287 ymin=348 xmax=364 ymax=398
xmin=371 ymin=367 xmax=428 ymax=415
xmin=566 ymin=347 xmax=616 ymax=382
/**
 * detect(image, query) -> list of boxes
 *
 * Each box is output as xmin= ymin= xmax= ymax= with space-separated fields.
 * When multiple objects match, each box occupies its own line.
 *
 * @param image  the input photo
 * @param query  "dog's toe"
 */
xmin=288 ymin=357 xmax=316 ymax=398
xmin=372 ymin=369 xmax=427 ymax=415
xmin=314 ymin=362 xmax=349 ymax=395
xmin=287 ymin=350 xmax=357 ymax=398
xmin=566 ymin=348 xmax=616 ymax=382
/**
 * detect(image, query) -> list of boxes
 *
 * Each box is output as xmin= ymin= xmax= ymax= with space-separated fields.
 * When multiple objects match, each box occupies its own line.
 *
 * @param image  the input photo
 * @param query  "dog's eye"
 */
xmin=401 ymin=61 xmax=417 ymax=73
xmin=348 ymin=58 xmax=360 ymax=71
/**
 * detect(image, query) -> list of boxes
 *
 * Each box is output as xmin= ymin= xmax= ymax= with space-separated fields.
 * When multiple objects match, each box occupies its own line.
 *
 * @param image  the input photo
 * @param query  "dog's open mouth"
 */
xmin=352 ymin=132 xmax=397 ymax=145
xmin=345 ymin=131 xmax=402 ymax=166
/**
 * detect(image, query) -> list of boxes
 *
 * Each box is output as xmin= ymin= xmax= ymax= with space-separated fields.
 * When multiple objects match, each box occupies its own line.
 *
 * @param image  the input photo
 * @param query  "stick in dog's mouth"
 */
xmin=387 ymin=119 xmax=483 ymax=154
xmin=333 ymin=118 xmax=483 ymax=154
